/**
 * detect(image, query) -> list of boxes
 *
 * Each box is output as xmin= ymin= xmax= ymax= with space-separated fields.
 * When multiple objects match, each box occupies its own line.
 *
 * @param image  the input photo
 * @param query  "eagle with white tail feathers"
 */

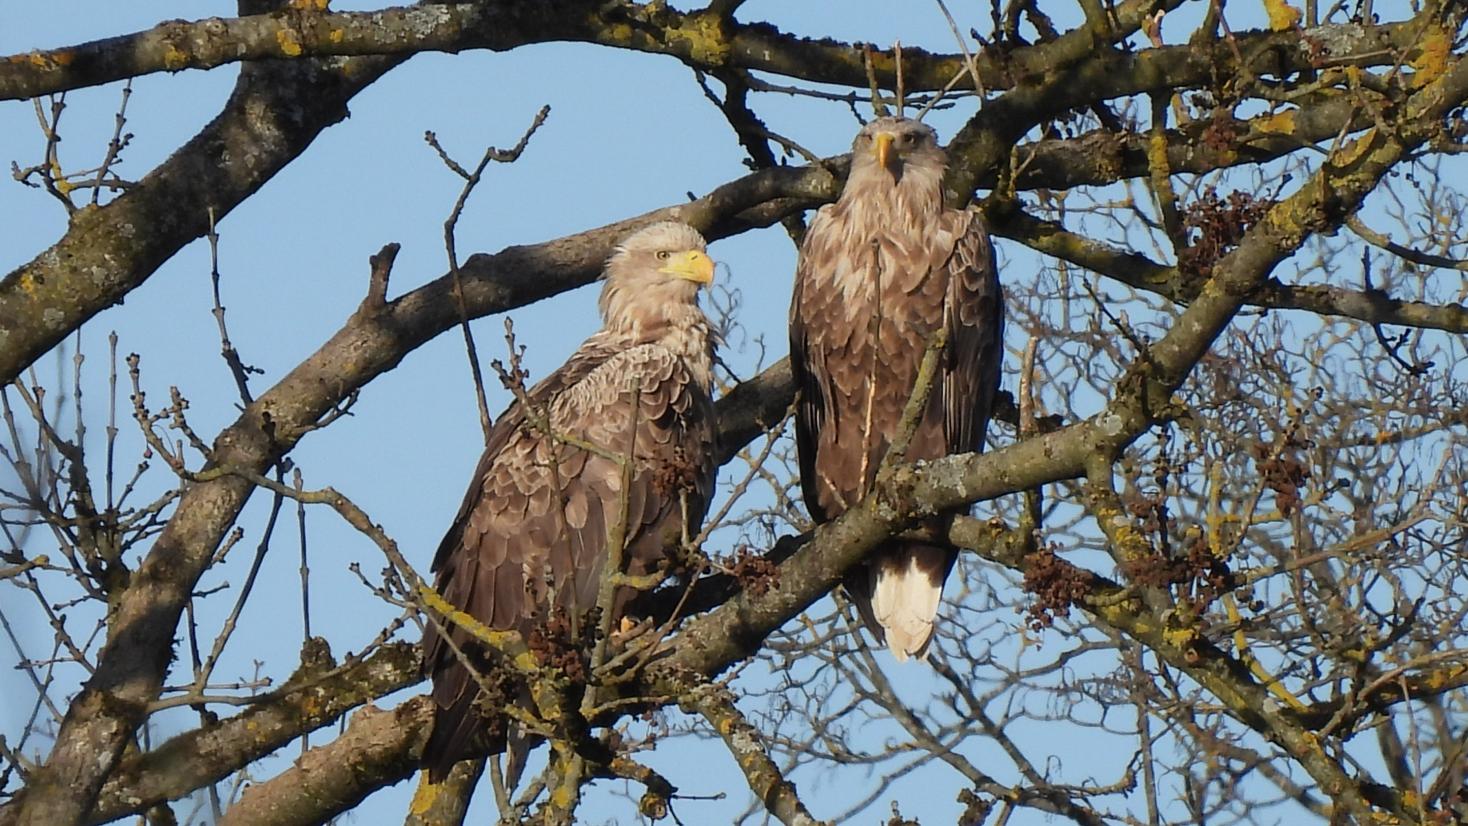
xmin=789 ymin=116 xmax=1005 ymax=661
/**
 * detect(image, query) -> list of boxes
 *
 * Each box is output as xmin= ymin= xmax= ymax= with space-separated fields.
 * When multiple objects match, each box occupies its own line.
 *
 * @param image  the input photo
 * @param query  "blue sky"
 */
xmin=0 ymin=4 xmax=1038 ymax=822
xmin=3 ymin=2 xmax=1423 ymax=824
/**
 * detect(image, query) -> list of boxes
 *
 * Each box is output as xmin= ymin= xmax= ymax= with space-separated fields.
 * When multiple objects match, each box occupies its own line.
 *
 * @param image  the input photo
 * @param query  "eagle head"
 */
xmin=852 ymin=117 xmax=942 ymax=181
xmin=599 ymin=221 xmax=716 ymax=344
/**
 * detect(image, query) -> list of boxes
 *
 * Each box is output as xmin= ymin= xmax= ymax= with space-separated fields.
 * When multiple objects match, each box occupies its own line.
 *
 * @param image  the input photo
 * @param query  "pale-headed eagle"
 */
xmin=422 ymin=222 xmax=719 ymax=779
xmin=790 ymin=117 xmax=1005 ymax=661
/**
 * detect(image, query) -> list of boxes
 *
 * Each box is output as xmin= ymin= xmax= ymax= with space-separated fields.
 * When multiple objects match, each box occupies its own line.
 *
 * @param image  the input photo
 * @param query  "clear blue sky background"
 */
xmin=1 ymin=2 xmax=1333 ymax=824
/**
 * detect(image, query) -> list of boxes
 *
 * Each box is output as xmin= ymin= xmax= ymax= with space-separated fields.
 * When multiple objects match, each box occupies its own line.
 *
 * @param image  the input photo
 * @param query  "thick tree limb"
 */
xmin=0 ymin=5 xmax=567 ymax=102
xmin=0 ymin=168 xmax=809 ymax=822
xmin=713 ymin=357 xmax=794 ymax=466
xmin=994 ymin=209 xmax=1468 ymax=333
xmin=1 ymin=0 xmax=1427 ymax=107
xmin=326 ymin=25 xmax=1468 ymax=796
xmin=0 ymin=0 xmax=1182 ymax=102
xmin=87 ymin=642 xmax=420 ymax=825
xmin=681 ymin=683 xmax=824 ymax=826
xmin=1256 ymin=279 xmax=1468 ymax=330
xmin=35 ymin=349 xmax=790 ymax=825
xmin=644 ymin=44 xmax=1468 ymax=823
xmin=92 ymin=511 xmax=1467 ymax=821
xmin=1015 ymin=91 xmax=1371 ymax=190
xmin=3 ymin=5 xmax=1463 ymax=823
xmin=0 ymin=52 xmax=398 ymax=387
xmin=214 ymin=698 xmax=434 ymax=826
xmin=942 ymin=17 xmax=1424 ymax=202
xmin=403 ymin=759 xmax=483 ymax=826
xmin=0 ymin=8 xmax=1439 ymax=389
xmin=1 ymin=52 xmax=403 ymax=826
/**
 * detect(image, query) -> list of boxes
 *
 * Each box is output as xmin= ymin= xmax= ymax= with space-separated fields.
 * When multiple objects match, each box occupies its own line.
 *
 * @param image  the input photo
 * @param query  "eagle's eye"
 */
xmin=656 ymin=250 xmax=671 ymax=260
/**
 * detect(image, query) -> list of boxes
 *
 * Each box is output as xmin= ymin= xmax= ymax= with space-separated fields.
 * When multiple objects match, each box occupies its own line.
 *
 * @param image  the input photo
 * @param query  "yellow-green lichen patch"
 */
xmin=678 ymin=12 xmax=731 ymax=67
xmin=548 ymin=781 xmax=577 ymax=810
xmin=407 ymin=775 xmax=441 ymax=815
xmin=162 ymin=44 xmax=190 ymax=71
xmin=1252 ymin=109 xmax=1296 ymax=136
xmin=276 ymin=27 xmax=304 ymax=57
xmin=1331 ymin=126 xmax=1378 ymax=169
xmin=1409 ymin=28 xmax=1450 ymax=88
xmin=16 ymin=270 xmax=40 ymax=297
xmin=26 ymin=49 xmax=75 ymax=70
xmin=1263 ymin=0 xmax=1301 ymax=31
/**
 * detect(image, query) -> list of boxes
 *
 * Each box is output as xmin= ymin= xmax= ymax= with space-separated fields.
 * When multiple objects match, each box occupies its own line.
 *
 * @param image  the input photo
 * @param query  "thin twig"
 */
xmin=428 ymin=105 xmax=552 ymax=444
xmin=90 ymin=80 xmax=133 ymax=206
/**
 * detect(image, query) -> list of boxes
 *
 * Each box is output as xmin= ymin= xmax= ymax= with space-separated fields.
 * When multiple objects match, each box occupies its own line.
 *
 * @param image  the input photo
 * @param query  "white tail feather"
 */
xmin=870 ymin=555 xmax=944 ymax=662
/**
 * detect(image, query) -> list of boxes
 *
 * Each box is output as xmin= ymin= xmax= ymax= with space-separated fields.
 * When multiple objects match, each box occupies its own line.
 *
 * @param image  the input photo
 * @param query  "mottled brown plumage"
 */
xmin=789 ymin=117 xmax=1004 ymax=661
xmin=422 ymin=222 xmax=718 ymax=780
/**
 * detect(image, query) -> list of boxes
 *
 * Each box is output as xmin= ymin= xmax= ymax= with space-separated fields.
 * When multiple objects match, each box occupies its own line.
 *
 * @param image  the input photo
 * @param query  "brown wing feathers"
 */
xmin=422 ymin=223 xmax=717 ymax=780
xmin=790 ymin=117 xmax=1005 ymax=661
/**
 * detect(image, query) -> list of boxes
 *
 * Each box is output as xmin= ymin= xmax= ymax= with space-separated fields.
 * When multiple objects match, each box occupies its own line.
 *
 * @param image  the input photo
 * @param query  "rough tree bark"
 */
xmin=3 ymin=1 xmax=1466 ymax=824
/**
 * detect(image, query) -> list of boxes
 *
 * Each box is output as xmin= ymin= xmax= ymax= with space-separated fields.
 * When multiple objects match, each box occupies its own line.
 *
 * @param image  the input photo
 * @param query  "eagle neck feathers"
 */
xmin=599 ymin=280 xmax=715 ymax=392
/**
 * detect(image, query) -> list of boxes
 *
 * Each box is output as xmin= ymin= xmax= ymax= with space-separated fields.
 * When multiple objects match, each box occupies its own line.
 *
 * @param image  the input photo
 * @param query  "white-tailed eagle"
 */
xmin=422 ymin=221 xmax=719 ymax=779
xmin=790 ymin=117 xmax=1005 ymax=661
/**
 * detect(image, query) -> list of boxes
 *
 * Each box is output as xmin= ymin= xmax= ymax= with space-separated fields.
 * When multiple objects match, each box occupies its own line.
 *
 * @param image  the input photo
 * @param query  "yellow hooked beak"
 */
xmin=874 ymin=132 xmax=896 ymax=170
xmin=659 ymin=250 xmax=715 ymax=285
